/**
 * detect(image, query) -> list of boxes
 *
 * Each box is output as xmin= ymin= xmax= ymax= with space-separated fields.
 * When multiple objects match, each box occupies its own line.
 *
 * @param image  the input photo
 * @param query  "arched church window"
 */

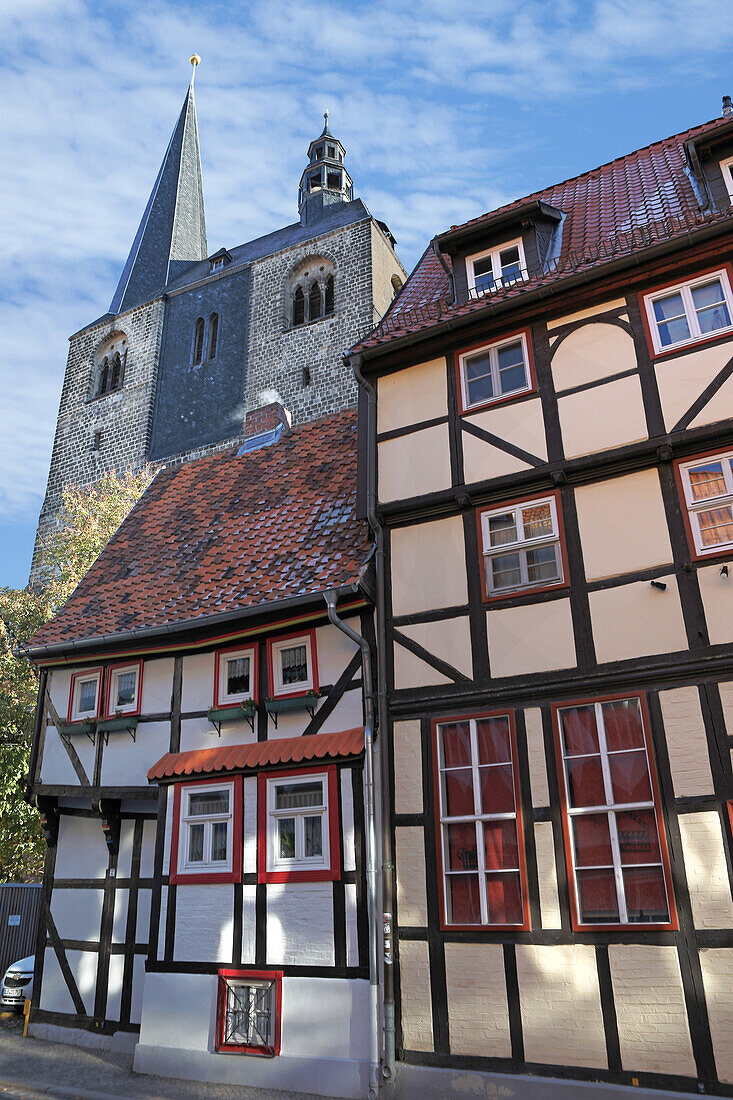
xmin=192 ymin=318 xmax=205 ymax=365
xmin=293 ymin=287 xmax=305 ymax=327
xmin=110 ymin=353 xmax=122 ymax=390
xmin=325 ymin=275 xmax=334 ymax=315
xmin=309 ymin=282 xmax=322 ymax=322
xmin=98 ymin=358 xmax=109 ymax=396
xmin=208 ymin=313 xmax=219 ymax=360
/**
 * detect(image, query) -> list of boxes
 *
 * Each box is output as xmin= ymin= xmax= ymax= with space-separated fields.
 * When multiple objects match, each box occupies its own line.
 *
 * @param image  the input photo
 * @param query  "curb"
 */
xmin=0 ymin=1077 xmax=143 ymax=1100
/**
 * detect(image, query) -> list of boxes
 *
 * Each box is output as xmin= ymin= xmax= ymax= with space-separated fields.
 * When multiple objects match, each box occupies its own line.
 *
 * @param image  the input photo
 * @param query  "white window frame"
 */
xmin=643 ymin=268 xmax=733 ymax=353
xmin=70 ymin=671 xmax=101 ymax=722
xmin=480 ymin=494 xmax=563 ymax=595
xmin=458 ymin=331 xmax=531 ymax=411
xmin=106 ymin=664 xmax=140 ymax=716
xmin=679 ymin=449 xmax=733 ymax=555
xmin=217 ymin=646 xmax=256 ymax=706
xmin=557 ymin=698 xmax=671 ymax=928
xmin=179 ymin=781 xmax=235 ymax=875
xmin=466 ymin=237 xmax=527 ymax=296
xmin=271 ymin=634 xmax=314 ymax=696
xmin=266 ymin=772 xmax=330 ymax=874
xmin=720 ymin=155 xmax=733 ymax=203
xmin=436 ymin=715 xmax=525 ymax=927
xmin=211 ymin=257 xmax=225 ymax=272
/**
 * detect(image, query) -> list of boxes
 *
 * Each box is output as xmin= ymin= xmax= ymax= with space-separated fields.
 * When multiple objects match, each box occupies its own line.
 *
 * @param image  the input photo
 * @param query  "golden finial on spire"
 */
xmin=190 ymin=54 xmax=201 ymax=85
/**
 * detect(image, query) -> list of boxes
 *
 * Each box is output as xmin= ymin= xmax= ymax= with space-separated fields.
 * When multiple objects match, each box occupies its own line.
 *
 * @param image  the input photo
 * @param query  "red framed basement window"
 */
xmin=477 ymin=490 xmax=569 ymax=601
xmin=257 ymin=765 xmax=340 ymax=884
xmin=169 ymin=776 xmax=243 ymax=885
xmin=103 ymin=659 xmax=143 ymax=718
xmin=553 ymin=694 xmax=677 ymax=931
xmin=432 ymin=711 xmax=530 ymax=930
xmin=214 ymin=644 xmax=258 ymax=708
xmin=675 ymin=447 xmax=733 ymax=561
xmin=216 ymin=968 xmax=282 ymax=1056
xmin=266 ymin=629 xmax=319 ymax=699
xmin=67 ymin=667 xmax=103 ymax=724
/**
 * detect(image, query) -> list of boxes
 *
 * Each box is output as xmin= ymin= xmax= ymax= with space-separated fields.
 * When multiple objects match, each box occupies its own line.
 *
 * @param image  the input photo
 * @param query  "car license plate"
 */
xmin=2 ymin=987 xmax=16 ymax=998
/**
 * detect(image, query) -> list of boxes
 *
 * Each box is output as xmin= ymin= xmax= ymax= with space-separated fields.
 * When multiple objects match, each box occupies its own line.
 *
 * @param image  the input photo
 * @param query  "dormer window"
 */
xmin=467 ymin=239 xmax=527 ymax=296
xmin=719 ymin=156 xmax=733 ymax=203
xmin=211 ymin=258 xmax=224 ymax=272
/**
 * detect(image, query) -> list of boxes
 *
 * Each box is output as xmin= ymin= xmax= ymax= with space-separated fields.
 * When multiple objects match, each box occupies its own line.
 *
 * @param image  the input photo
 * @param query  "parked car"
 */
xmin=0 ymin=956 xmax=34 ymax=1012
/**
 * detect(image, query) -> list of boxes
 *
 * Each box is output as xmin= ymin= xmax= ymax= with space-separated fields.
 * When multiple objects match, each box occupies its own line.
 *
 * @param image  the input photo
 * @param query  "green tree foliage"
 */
xmin=0 ymin=467 xmax=154 ymax=882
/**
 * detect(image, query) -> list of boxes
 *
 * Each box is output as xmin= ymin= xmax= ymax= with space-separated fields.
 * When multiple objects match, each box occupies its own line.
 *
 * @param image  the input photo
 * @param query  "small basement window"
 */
xmin=105 ymin=661 xmax=143 ymax=717
xmin=258 ymin=767 xmax=339 ymax=882
xmin=643 ymin=268 xmax=733 ymax=354
xmin=268 ymin=631 xmax=317 ymax=697
xmin=170 ymin=778 xmax=242 ymax=884
xmin=479 ymin=493 xmax=565 ymax=598
xmin=215 ymin=645 xmax=257 ymax=707
xmin=678 ymin=449 xmax=733 ymax=556
xmin=216 ymin=969 xmax=282 ymax=1055
xmin=466 ymin=239 xmax=527 ymax=295
xmin=457 ymin=331 xmax=532 ymax=412
xmin=68 ymin=668 xmax=102 ymax=723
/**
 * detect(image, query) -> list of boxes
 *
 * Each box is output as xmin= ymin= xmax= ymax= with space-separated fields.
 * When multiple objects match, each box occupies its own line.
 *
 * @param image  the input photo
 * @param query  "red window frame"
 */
xmin=454 ymin=327 xmax=537 ymax=416
xmin=67 ymin=667 xmax=103 ymax=724
xmin=674 ymin=446 xmax=733 ymax=563
xmin=103 ymin=659 xmax=144 ymax=718
xmin=215 ymin=968 xmax=283 ymax=1056
xmin=213 ymin=644 xmax=259 ymax=709
xmin=266 ymin=628 xmax=319 ymax=700
xmin=169 ymin=775 xmax=243 ymax=885
xmin=639 ymin=262 xmax=733 ymax=361
xmin=431 ymin=710 xmax=530 ymax=931
xmin=476 ymin=489 xmax=570 ymax=602
xmin=552 ymin=691 xmax=677 ymax=932
xmin=257 ymin=764 xmax=340 ymax=884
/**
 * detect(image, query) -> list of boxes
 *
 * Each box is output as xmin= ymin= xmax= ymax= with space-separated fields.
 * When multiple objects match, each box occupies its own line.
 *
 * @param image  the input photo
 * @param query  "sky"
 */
xmin=2 ymin=0 xmax=733 ymax=588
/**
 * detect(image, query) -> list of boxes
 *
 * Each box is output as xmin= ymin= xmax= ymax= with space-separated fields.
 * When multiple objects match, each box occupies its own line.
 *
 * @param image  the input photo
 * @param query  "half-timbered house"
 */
xmin=24 ymin=405 xmax=379 ymax=1099
xmin=346 ymin=105 xmax=733 ymax=1097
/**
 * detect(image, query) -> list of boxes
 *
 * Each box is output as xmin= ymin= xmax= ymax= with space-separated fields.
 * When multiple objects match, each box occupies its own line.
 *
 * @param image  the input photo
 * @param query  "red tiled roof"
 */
xmin=29 ymin=410 xmax=371 ymax=652
xmin=148 ymin=726 xmax=365 ymax=781
xmin=353 ymin=115 xmax=733 ymax=352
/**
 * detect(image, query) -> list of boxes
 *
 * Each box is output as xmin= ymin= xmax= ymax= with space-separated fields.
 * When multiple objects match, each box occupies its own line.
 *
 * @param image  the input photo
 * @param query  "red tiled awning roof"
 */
xmin=147 ymin=727 xmax=365 ymax=782
xmin=350 ymin=114 xmax=733 ymax=353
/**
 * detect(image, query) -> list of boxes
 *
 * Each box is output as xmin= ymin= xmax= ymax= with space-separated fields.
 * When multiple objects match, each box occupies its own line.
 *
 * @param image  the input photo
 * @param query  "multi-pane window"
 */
xmin=215 ymin=646 xmax=256 ymax=707
xmin=260 ymin=770 xmax=336 ymax=881
xmin=679 ymin=450 xmax=733 ymax=555
xmin=435 ymin=714 xmax=527 ymax=928
xmin=555 ymin=697 xmax=674 ymax=928
xmin=178 ymin=783 xmax=234 ymax=875
xmin=269 ymin=632 xmax=316 ymax=697
xmin=644 ymin=270 xmax=733 ymax=353
xmin=192 ymin=317 xmax=205 ymax=365
xmin=479 ymin=495 xmax=564 ymax=596
xmin=216 ymin=969 xmax=282 ymax=1055
xmin=720 ymin=156 xmax=733 ymax=203
xmin=467 ymin=239 xmax=527 ymax=295
xmin=105 ymin=662 xmax=142 ymax=717
xmin=68 ymin=669 xmax=102 ymax=722
xmin=458 ymin=332 xmax=531 ymax=411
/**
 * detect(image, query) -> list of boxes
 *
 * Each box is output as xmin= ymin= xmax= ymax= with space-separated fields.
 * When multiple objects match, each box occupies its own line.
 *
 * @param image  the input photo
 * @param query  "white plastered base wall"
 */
xmin=134 ymin=971 xmax=371 ymax=1099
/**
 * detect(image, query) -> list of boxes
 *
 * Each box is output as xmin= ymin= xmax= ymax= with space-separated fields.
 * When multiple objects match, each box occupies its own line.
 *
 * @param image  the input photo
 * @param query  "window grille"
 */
xmin=218 ymin=974 xmax=278 ymax=1055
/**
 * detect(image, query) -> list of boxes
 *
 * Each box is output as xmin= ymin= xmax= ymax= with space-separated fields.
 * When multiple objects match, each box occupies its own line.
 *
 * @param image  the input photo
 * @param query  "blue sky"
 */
xmin=2 ymin=0 xmax=733 ymax=588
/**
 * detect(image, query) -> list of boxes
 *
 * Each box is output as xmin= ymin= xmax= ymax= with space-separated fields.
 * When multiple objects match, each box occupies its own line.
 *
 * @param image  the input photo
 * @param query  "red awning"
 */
xmin=148 ymin=727 xmax=365 ymax=782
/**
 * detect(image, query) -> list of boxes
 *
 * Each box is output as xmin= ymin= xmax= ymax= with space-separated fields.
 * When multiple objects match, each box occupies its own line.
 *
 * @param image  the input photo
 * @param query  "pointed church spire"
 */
xmin=110 ymin=63 xmax=207 ymax=314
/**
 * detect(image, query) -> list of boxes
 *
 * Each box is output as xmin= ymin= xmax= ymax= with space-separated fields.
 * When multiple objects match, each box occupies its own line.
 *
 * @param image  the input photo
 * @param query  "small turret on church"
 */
xmin=298 ymin=114 xmax=354 ymax=226
xmin=31 ymin=63 xmax=406 ymax=583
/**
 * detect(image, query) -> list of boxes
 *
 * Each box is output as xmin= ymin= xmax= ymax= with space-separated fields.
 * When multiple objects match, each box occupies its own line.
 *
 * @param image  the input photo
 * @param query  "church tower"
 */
xmin=32 ymin=65 xmax=406 ymax=579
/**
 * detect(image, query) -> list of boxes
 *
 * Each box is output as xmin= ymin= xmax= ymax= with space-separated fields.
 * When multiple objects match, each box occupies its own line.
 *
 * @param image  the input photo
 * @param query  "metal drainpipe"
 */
xmin=324 ymin=590 xmax=381 ymax=1100
xmin=352 ymin=354 xmax=396 ymax=1083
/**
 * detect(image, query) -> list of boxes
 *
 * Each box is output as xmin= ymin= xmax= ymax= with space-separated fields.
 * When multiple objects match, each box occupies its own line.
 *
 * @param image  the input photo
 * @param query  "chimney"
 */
xmin=723 ymin=95 xmax=733 ymax=118
xmin=244 ymin=401 xmax=292 ymax=440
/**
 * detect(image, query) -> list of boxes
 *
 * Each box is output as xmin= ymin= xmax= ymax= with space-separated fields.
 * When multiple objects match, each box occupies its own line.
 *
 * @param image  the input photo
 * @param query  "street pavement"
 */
xmin=0 ymin=1015 xmax=335 ymax=1100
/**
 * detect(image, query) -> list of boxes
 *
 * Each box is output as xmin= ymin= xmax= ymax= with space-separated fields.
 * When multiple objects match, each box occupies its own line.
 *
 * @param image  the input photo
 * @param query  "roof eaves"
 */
xmin=435 ymin=199 xmax=563 ymax=254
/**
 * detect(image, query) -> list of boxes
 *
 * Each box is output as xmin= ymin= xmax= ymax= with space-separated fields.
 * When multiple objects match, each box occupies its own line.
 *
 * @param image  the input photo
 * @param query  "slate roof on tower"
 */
xmin=351 ymin=113 xmax=733 ymax=353
xmin=27 ymin=410 xmax=371 ymax=656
